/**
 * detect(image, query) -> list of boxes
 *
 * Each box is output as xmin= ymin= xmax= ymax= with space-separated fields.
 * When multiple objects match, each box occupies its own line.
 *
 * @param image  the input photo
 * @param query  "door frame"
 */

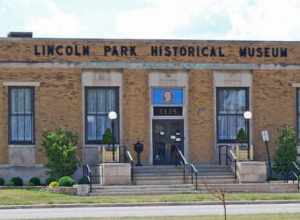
xmin=152 ymin=119 xmax=184 ymax=165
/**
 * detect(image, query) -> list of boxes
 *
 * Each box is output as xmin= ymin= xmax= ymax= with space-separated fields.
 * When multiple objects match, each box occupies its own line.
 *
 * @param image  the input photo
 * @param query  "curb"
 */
xmin=1 ymin=200 xmax=300 ymax=209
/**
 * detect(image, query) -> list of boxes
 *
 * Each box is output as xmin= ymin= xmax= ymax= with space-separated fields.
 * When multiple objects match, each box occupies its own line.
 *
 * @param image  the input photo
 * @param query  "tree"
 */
xmin=273 ymin=126 xmax=297 ymax=178
xmin=42 ymin=128 xmax=79 ymax=179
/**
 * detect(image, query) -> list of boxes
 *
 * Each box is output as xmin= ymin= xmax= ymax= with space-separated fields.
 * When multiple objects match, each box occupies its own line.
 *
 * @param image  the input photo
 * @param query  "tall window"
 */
xmin=217 ymin=87 xmax=249 ymax=143
xmin=9 ymin=87 xmax=35 ymax=144
xmin=85 ymin=87 xmax=119 ymax=144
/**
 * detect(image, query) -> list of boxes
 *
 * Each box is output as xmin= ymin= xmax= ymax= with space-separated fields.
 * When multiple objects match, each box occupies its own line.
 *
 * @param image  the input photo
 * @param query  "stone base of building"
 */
xmin=100 ymin=163 xmax=131 ymax=185
xmin=0 ymin=164 xmax=48 ymax=183
xmin=237 ymin=161 xmax=267 ymax=183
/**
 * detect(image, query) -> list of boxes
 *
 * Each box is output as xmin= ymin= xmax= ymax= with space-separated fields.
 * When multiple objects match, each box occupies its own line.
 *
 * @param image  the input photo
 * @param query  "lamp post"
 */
xmin=108 ymin=111 xmax=118 ymax=162
xmin=243 ymin=111 xmax=252 ymax=160
xmin=262 ymin=130 xmax=272 ymax=180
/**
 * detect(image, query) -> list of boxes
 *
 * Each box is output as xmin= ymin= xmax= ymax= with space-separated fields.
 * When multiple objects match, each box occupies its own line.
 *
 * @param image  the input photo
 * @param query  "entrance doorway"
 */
xmin=152 ymin=119 xmax=184 ymax=165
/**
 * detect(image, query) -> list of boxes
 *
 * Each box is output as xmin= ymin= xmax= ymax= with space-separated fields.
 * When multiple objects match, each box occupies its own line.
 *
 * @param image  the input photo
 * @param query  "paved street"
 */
xmin=0 ymin=203 xmax=300 ymax=219
xmin=0 ymin=204 xmax=300 ymax=219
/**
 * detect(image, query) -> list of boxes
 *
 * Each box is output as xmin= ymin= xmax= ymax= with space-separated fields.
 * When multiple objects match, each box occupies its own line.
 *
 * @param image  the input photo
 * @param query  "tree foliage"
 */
xmin=273 ymin=126 xmax=297 ymax=176
xmin=42 ymin=128 xmax=79 ymax=179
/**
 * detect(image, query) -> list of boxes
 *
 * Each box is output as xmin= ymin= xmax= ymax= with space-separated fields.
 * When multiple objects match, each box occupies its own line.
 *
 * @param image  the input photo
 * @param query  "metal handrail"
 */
xmin=223 ymin=146 xmax=238 ymax=180
xmin=289 ymin=162 xmax=300 ymax=192
xmin=175 ymin=146 xmax=198 ymax=190
xmin=175 ymin=147 xmax=188 ymax=183
xmin=124 ymin=146 xmax=135 ymax=184
xmin=83 ymin=164 xmax=92 ymax=193
xmin=190 ymin=163 xmax=199 ymax=191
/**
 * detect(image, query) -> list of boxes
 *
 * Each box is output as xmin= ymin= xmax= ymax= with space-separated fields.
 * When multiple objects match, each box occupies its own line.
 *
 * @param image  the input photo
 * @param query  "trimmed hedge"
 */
xmin=29 ymin=177 xmax=41 ymax=186
xmin=78 ymin=176 xmax=90 ymax=185
xmin=0 ymin=178 xmax=4 ymax=186
xmin=9 ymin=177 xmax=23 ymax=186
xmin=58 ymin=176 xmax=75 ymax=187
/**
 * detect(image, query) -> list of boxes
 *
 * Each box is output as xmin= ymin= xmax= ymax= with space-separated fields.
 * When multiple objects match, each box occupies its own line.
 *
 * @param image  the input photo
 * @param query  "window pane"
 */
xmin=96 ymin=89 xmax=106 ymax=113
xmin=24 ymin=116 xmax=32 ymax=141
xmin=87 ymin=115 xmax=96 ymax=140
xmin=96 ymin=116 xmax=107 ymax=140
xmin=218 ymin=115 xmax=246 ymax=141
xmin=11 ymin=116 xmax=18 ymax=141
xmin=24 ymin=89 xmax=32 ymax=113
xmin=106 ymin=89 xmax=116 ymax=112
xmin=87 ymin=89 xmax=97 ymax=114
xmin=218 ymin=89 xmax=246 ymax=114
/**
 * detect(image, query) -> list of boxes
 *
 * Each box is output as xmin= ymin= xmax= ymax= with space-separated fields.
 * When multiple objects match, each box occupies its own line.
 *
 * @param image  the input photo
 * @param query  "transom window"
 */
xmin=85 ymin=87 xmax=119 ymax=144
xmin=216 ymin=87 xmax=249 ymax=143
xmin=9 ymin=87 xmax=35 ymax=144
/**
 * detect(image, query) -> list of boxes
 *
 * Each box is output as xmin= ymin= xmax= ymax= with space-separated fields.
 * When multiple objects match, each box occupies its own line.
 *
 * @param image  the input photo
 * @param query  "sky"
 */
xmin=0 ymin=0 xmax=300 ymax=40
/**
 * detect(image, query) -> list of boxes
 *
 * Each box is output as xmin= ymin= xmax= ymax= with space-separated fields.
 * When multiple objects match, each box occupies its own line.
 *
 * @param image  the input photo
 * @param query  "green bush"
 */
xmin=42 ymin=128 xmax=79 ymax=179
xmin=78 ymin=176 xmax=90 ymax=184
xmin=9 ymin=177 xmax=23 ymax=186
xmin=58 ymin=176 xmax=75 ymax=187
xmin=45 ymin=177 xmax=56 ymax=186
xmin=49 ymin=181 xmax=59 ymax=188
xmin=273 ymin=126 xmax=297 ymax=177
xmin=0 ymin=178 xmax=5 ymax=186
xmin=102 ymin=128 xmax=113 ymax=145
xmin=29 ymin=177 xmax=41 ymax=186
xmin=236 ymin=128 xmax=248 ymax=143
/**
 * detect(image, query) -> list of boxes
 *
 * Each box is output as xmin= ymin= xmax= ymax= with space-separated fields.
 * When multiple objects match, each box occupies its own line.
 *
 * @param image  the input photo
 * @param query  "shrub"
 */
xmin=49 ymin=181 xmax=59 ymax=188
xmin=42 ymin=128 xmax=79 ymax=179
xmin=29 ymin=177 xmax=41 ymax=186
xmin=78 ymin=176 xmax=90 ymax=185
xmin=10 ymin=177 xmax=23 ymax=186
xmin=45 ymin=177 xmax=56 ymax=186
xmin=58 ymin=176 xmax=75 ymax=187
xmin=0 ymin=178 xmax=5 ymax=186
xmin=236 ymin=128 xmax=247 ymax=143
xmin=273 ymin=126 xmax=297 ymax=177
xmin=102 ymin=128 xmax=113 ymax=145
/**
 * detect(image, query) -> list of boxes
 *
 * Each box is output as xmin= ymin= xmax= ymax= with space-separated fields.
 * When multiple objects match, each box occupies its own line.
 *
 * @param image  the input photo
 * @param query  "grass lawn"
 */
xmin=26 ymin=213 xmax=300 ymax=220
xmin=1 ymin=189 xmax=300 ymax=205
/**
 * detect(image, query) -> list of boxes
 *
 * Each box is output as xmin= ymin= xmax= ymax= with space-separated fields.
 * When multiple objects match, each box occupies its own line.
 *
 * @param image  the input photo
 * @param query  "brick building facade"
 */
xmin=0 ymin=33 xmax=299 ymax=180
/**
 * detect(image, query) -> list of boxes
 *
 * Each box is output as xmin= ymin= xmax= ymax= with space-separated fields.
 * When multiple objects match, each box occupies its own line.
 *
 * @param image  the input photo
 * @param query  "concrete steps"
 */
xmin=133 ymin=164 xmax=236 ymax=185
xmin=89 ymin=182 xmax=299 ymax=195
xmin=88 ymin=165 xmax=299 ymax=195
xmin=90 ymin=184 xmax=195 ymax=196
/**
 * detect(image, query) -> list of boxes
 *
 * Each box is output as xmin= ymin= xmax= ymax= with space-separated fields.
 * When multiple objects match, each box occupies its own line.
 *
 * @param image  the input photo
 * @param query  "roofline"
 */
xmin=1 ymin=36 xmax=300 ymax=44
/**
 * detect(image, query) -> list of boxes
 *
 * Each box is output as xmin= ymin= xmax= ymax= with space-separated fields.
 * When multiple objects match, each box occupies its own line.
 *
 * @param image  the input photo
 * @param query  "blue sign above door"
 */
xmin=152 ymin=88 xmax=183 ymax=106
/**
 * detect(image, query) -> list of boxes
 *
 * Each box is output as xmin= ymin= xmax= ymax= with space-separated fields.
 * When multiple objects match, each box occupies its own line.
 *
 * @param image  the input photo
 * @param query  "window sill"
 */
xmin=8 ymin=145 xmax=35 ymax=148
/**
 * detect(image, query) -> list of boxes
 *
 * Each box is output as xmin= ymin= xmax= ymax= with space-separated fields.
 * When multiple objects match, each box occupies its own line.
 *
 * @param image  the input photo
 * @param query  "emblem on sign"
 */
xmin=163 ymin=90 xmax=172 ymax=103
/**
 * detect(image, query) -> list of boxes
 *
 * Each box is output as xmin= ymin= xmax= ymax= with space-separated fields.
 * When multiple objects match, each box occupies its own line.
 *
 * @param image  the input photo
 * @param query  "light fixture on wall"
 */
xmin=108 ymin=111 xmax=118 ymax=162
xmin=243 ymin=111 xmax=252 ymax=160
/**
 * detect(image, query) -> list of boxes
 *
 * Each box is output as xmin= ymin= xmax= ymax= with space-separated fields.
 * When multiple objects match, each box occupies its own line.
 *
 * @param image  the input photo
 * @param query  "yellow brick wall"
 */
xmin=188 ymin=70 xmax=215 ymax=162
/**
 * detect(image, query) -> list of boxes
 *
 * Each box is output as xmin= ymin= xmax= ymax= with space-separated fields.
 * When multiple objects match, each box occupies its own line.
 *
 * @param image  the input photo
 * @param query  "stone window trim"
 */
xmin=8 ymin=145 xmax=35 ymax=148
xmin=3 ymin=82 xmax=40 ymax=87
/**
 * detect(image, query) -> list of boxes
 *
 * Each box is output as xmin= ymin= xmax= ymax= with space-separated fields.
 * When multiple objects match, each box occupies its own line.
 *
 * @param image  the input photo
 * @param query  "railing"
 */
xmin=219 ymin=144 xmax=238 ymax=180
xmin=123 ymin=146 xmax=135 ymax=185
xmin=190 ymin=163 xmax=199 ymax=191
xmin=289 ymin=161 xmax=300 ymax=192
xmin=83 ymin=164 xmax=93 ymax=193
xmin=175 ymin=146 xmax=189 ymax=183
xmin=175 ymin=146 xmax=198 ymax=191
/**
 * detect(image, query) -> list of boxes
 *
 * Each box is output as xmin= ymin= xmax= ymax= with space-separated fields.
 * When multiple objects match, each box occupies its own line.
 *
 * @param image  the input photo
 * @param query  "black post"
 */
xmin=247 ymin=119 xmax=250 ymax=160
xmin=112 ymin=119 xmax=115 ymax=162
xmin=265 ymin=141 xmax=272 ymax=180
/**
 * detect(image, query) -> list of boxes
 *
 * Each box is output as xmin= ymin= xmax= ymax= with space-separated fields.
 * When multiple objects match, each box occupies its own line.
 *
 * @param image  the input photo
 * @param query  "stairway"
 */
xmin=88 ymin=164 xmax=299 ymax=195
